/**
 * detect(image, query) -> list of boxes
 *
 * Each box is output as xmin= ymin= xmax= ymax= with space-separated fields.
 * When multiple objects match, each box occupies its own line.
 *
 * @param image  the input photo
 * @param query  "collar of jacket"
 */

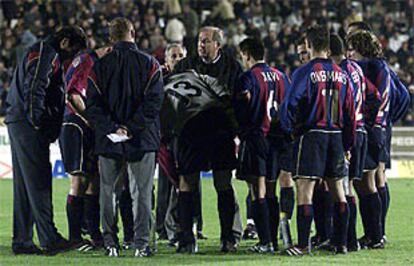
xmin=114 ymin=41 xmax=138 ymax=51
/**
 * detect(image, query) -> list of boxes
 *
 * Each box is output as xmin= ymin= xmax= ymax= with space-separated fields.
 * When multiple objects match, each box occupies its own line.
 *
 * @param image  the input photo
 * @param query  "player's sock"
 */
xmin=119 ymin=188 xmax=134 ymax=242
xmin=84 ymin=194 xmax=102 ymax=242
xmin=67 ymin=194 xmax=83 ymax=242
xmin=246 ymin=194 xmax=253 ymax=222
xmin=384 ymin=182 xmax=390 ymax=236
xmin=217 ymin=189 xmax=236 ymax=243
xmin=280 ymin=187 xmax=294 ymax=219
xmin=378 ymin=186 xmax=388 ymax=237
xmin=323 ymin=190 xmax=333 ymax=240
xmin=312 ymin=188 xmax=326 ymax=241
xmin=346 ymin=196 xmax=357 ymax=246
xmin=297 ymin=204 xmax=313 ymax=248
xmin=178 ymin=191 xmax=195 ymax=244
xmin=252 ymin=198 xmax=271 ymax=245
xmin=332 ymin=202 xmax=349 ymax=248
xmin=358 ymin=195 xmax=371 ymax=237
xmin=366 ymin=192 xmax=383 ymax=243
xmin=266 ymin=196 xmax=280 ymax=248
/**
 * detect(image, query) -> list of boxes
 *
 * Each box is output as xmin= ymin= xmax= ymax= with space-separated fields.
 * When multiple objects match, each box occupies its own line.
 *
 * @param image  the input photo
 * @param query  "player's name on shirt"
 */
xmin=309 ymin=70 xmax=347 ymax=84
xmin=261 ymin=71 xmax=280 ymax=82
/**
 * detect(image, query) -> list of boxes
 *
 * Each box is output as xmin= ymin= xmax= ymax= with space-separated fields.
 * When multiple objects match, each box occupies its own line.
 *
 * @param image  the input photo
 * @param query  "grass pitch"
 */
xmin=0 ymin=178 xmax=413 ymax=265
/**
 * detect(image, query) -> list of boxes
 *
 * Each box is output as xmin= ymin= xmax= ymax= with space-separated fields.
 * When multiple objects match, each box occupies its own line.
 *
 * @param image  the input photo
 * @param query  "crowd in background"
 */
xmin=1 ymin=0 xmax=414 ymax=124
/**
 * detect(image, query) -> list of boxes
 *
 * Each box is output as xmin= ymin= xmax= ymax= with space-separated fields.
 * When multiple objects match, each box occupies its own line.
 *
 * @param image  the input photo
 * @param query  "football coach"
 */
xmin=86 ymin=17 xmax=164 ymax=257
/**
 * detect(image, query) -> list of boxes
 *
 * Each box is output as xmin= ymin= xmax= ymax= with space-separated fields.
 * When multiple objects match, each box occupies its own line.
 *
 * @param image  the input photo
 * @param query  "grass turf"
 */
xmin=0 ymin=178 xmax=413 ymax=265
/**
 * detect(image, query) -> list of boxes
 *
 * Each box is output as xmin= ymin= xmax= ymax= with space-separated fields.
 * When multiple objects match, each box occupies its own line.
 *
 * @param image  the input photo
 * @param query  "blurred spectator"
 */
xmin=165 ymin=16 xmax=186 ymax=43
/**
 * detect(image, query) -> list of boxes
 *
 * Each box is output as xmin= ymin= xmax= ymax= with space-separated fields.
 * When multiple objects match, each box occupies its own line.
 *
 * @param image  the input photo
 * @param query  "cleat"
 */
xmin=122 ymin=240 xmax=133 ymax=250
xmin=135 ymin=246 xmax=152 ymax=257
xmin=358 ymin=235 xmax=371 ymax=249
xmin=242 ymin=224 xmax=258 ymax=240
xmin=281 ymin=245 xmax=307 ymax=256
xmin=12 ymin=245 xmax=42 ymax=255
xmin=369 ymin=239 xmax=385 ymax=249
xmin=347 ymin=241 xmax=361 ymax=252
xmin=41 ymin=236 xmax=71 ymax=256
xmin=197 ymin=231 xmax=208 ymax=240
xmin=105 ymin=246 xmax=119 ymax=257
xmin=176 ymin=242 xmax=197 ymax=254
xmin=333 ymin=245 xmax=348 ymax=255
xmin=220 ymin=241 xmax=237 ymax=253
xmin=248 ymin=242 xmax=274 ymax=254
xmin=315 ymin=239 xmax=331 ymax=250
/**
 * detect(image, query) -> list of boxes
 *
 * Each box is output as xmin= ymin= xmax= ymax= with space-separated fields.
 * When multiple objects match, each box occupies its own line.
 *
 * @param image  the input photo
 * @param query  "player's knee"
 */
xmin=180 ymin=174 xmax=198 ymax=192
xmin=279 ymin=171 xmax=293 ymax=187
xmin=69 ymin=174 xmax=86 ymax=196
xmin=213 ymin=170 xmax=232 ymax=191
xmin=296 ymin=178 xmax=314 ymax=205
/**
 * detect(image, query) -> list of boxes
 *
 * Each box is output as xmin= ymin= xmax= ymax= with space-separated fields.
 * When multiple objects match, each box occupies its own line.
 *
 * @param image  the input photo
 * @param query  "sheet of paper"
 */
xmin=106 ymin=133 xmax=130 ymax=143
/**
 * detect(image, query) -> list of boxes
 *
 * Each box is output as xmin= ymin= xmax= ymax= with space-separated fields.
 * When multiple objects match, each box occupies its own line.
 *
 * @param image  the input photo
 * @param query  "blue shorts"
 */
xmin=364 ymin=126 xmax=385 ymax=171
xmin=349 ymin=129 xmax=368 ymax=180
xmin=293 ymin=130 xmax=347 ymax=180
xmin=59 ymin=115 xmax=98 ymax=176
xmin=236 ymin=132 xmax=268 ymax=181
xmin=266 ymin=138 xmax=294 ymax=181
xmin=379 ymin=126 xmax=392 ymax=169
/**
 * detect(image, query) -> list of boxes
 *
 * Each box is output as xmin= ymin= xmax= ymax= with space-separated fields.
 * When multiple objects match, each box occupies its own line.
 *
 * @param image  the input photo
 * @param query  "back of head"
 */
xmin=239 ymin=37 xmax=264 ymax=61
xmin=348 ymin=21 xmax=372 ymax=33
xmin=109 ymin=17 xmax=134 ymax=43
xmin=329 ymin=34 xmax=345 ymax=57
xmin=305 ymin=25 xmax=330 ymax=53
xmin=53 ymin=26 xmax=88 ymax=50
xmin=347 ymin=30 xmax=383 ymax=58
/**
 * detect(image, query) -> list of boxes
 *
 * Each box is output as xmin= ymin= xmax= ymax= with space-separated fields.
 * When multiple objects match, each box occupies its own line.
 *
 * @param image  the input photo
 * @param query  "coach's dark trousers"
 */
xmin=8 ymin=121 xmax=61 ymax=248
xmin=99 ymin=152 xmax=155 ymax=249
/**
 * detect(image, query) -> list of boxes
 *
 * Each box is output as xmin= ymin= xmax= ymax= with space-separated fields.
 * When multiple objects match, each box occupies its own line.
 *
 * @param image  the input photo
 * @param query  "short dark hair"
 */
xmin=296 ymin=34 xmax=306 ymax=47
xmin=53 ymin=26 xmax=88 ymax=50
xmin=305 ymin=25 xmax=330 ymax=52
xmin=347 ymin=30 xmax=383 ymax=58
xmin=239 ymin=37 xmax=264 ymax=61
xmin=329 ymin=34 xmax=345 ymax=56
xmin=348 ymin=21 xmax=372 ymax=32
xmin=109 ymin=17 xmax=134 ymax=42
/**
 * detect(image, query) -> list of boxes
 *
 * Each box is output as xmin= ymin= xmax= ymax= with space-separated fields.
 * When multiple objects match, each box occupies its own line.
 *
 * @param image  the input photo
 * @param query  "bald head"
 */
xmin=198 ymin=26 xmax=224 ymax=63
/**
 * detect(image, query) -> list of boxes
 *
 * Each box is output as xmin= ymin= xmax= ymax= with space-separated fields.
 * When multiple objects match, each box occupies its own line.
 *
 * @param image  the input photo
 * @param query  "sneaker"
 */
xmin=242 ymin=224 xmax=258 ymax=240
xmin=168 ymin=238 xmax=178 ymax=247
xmin=281 ymin=245 xmax=307 ymax=256
xmin=248 ymin=243 xmax=274 ymax=254
xmin=382 ymin=235 xmax=389 ymax=244
xmin=70 ymin=239 xmax=94 ymax=252
xmin=220 ymin=240 xmax=237 ymax=253
xmin=176 ymin=242 xmax=197 ymax=254
xmin=12 ymin=245 xmax=42 ymax=255
xmin=315 ymin=239 xmax=331 ymax=250
xmin=105 ymin=246 xmax=119 ymax=257
xmin=358 ymin=235 xmax=371 ymax=249
xmin=41 ymin=236 xmax=71 ymax=256
xmin=135 ymin=246 xmax=152 ymax=257
xmin=368 ymin=239 xmax=385 ymax=249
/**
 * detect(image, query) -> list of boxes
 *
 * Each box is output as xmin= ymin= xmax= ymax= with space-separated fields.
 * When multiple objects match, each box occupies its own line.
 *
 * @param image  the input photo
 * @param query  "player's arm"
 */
xmin=390 ymin=70 xmax=411 ymax=123
xmin=125 ymin=61 xmax=164 ymax=137
xmin=23 ymin=43 xmax=60 ymax=129
xmin=374 ymin=68 xmax=391 ymax=127
xmin=363 ymin=77 xmax=381 ymax=127
xmin=280 ymin=67 xmax=308 ymax=137
xmin=342 ymin=77 xmax=357 ymax=152
xmin=234 ymin=73 xmax=252 ymax=103
xmin=67 ymin=93 xmax=86 ymax=114
xmin=85 ymin=66 xmax=117 ymax=134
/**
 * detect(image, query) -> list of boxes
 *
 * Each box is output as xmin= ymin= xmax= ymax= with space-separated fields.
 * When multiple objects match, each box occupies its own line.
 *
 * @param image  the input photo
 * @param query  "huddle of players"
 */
xmin=59 ymin=21 xmax=409 ymax=256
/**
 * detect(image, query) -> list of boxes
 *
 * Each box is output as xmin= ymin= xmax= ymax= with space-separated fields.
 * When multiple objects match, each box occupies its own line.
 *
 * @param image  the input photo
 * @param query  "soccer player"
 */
xmin=330 ymin=34 xmax=381 ymax=251
xmin=347 ymin=22 xmax=410 ymax=244
xmin=86 ymin=18 xmax=164 ymax=257
xmin=297 ymin=35 xmax=310 ymax=64
xmin=280 ymin=25 xmax=356 ymax=255
xmin=172 ymin=26 xmax=243 ymax=253
xmin=6 ymin=26 xmax=87 ymax=255
xmin=235 ymin=38 xmax=290 ymax=253
xmin=60 ymin=46 xmax=111 ymax=250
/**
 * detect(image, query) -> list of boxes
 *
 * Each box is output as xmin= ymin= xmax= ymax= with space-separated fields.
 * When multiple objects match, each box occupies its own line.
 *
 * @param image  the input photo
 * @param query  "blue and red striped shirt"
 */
xmin=280 ymin=58 xmax=356 ymax=150
xmin=234 ymin=63 xmax=290 ymax=136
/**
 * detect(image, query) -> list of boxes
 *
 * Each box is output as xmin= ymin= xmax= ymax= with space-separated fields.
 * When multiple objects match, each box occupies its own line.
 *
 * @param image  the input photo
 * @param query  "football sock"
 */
xmin=332 ymin=202 xmax=349 ymax=247
xmin=252 ymin=198 xmax=271 ymax=245
xmin=312 ymin=188 xmax=326 ymax=240
xmin=266 ymin=196 xmax=280 ymax=248
xmin=84 ymin=194 xmax=102 ymax=242
xmin=217 ymin=189 xmax=236 ymax=243
xmin=246 ymin=193 xmax=253 ymax=221
xmin=297 ymin=204 xmax=313 ymax=248
xmin=346 ymin=196 xmax=357 ymax=246
xmin=280 ymin=187 xmax=294 ymax=219
xmin=178 ymin=191 xmax=195 ymax=244
xmin=67 ymin=195 xmax=83 ymax=242
xmin=378 ymin=186 xmax=388 ymax=237
xmin=366 ymin=192 xmax=383 ymax=243
xmin=358 ymin=194 xmax=370 ymax=237
xmin=323 ymin=190 xmax=333 ymax=240
xmin=119 ymin=188 xmax=134 ymax=242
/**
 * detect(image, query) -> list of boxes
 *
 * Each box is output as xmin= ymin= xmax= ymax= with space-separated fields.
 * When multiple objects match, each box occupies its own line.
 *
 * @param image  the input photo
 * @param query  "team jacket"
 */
xmin=234 ymin=62 xmax=290 ymax=138
xmin=280 ymin=58 xmax=356 ymax=151
xmin=339 ymin=59 xmax=381 ymax=129
xmin=64 ymin=50 xmax=99 ymax=120
xmin=389 ymin=67 xmax=411 ymax=124
xmin=86 ymin=41 xmax=164 ymax=160
xmin=5 ymin=36 xmax=64 ymax=141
